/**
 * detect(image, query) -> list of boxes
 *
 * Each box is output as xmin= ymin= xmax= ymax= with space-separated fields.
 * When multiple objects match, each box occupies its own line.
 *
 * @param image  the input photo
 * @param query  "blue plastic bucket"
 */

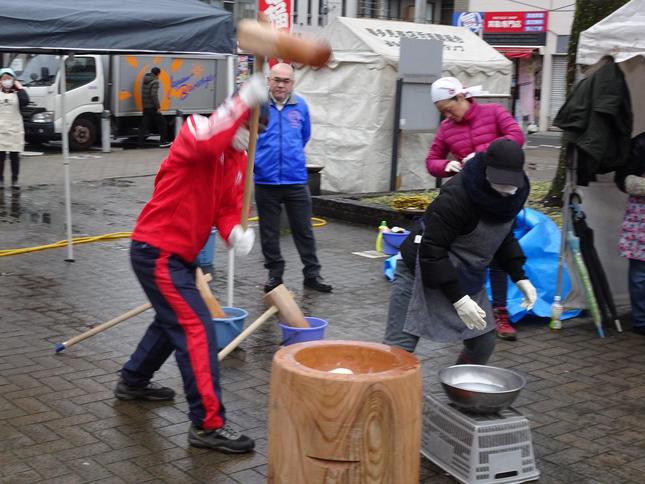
xmin=197 ymin=227 xmax=218 ymax=267
xmin=212 ymin=306 xmax=247 ymax=350
xmin=279 ymin=317 xmax=328 ymax=346
xmin=382 ymin=230 xmax=410 ymax=255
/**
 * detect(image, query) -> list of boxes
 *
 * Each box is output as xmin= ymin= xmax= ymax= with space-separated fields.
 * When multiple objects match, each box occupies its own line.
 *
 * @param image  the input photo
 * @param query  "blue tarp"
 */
xmin=384 ymin=208 xmax=581 ymax=322
xmin=494 ymin=208 xmax=580 ymax=322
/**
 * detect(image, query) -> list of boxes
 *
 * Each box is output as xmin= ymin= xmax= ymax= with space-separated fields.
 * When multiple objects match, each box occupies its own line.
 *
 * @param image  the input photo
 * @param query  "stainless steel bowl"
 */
xmin=439 ymin=364 xmax=526 ymax=414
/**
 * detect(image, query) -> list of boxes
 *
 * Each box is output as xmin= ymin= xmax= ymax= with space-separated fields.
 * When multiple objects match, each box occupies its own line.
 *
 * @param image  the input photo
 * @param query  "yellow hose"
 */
xmin=248 ymin=216 xmax=327 ymax=228
xmin=0 ymin=217 xmax=328 ymax=257
xmin=0 ymin=232 xmax=133 ymax=257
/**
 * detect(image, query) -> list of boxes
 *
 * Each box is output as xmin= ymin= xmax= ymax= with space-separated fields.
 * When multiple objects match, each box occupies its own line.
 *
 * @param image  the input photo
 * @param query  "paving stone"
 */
xmin=1 ymin=163 xmax=644 ymax=483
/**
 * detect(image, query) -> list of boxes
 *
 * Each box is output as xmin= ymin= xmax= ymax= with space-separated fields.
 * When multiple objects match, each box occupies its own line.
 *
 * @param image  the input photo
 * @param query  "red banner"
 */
xmin=257 ymin=0 xmax=292 ymax=68
xmin=258 ymin=0 xmax=292 ymax=32
xmin=484 ymin=11 xmax=547 ymax=33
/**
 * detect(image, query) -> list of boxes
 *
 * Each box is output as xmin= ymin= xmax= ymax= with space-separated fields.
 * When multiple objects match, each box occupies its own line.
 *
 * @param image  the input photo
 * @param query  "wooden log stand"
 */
xmin=267 ymin=340 xmax=422 ymax=483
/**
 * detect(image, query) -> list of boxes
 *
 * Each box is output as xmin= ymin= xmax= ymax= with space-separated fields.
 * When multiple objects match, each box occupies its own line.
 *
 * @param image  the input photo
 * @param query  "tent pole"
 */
xmin=60 ymin=54 xmax=74 ymax=262
xmin=225 ymin=53 xmax=235 ymax=308
xmin=389 ymin=77 xmax=403 ymax=192
xmin=550 ymin=144 xmax=573 ymax=330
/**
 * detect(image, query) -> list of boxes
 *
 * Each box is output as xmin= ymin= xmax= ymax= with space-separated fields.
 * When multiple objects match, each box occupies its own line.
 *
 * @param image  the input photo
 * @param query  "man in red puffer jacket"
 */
xmin=114 ymin=74 xmax=268 ymax=454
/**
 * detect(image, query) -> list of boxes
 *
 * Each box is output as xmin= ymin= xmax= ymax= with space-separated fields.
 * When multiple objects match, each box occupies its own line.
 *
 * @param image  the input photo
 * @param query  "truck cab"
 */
xmin=20 ymin=53 xmax=233 ymax=150
xmin=21 ymin=54 xmax=105 ymax=150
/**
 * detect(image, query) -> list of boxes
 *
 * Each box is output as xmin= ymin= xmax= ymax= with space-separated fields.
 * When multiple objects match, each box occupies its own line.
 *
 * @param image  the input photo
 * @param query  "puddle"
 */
xmin=0 ymin=192 xmax=52 ymax=225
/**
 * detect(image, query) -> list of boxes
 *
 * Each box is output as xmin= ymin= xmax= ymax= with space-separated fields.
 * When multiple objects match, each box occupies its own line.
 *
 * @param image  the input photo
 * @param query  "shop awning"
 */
xmin=494 ymin=46 xmax=536 ymax=59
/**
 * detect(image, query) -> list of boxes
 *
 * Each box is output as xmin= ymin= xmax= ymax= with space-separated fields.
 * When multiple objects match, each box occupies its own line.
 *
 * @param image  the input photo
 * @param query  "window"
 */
xmin=65 ymin=57 xmax=96 ymax=91
xmin=556 ymin=35 xmax=570 ymax=54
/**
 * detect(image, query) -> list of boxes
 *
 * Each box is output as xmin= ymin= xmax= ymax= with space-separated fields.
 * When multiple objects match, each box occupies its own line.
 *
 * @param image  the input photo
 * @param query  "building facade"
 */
xmin=453 ymin=0 xmax=573 ymax=132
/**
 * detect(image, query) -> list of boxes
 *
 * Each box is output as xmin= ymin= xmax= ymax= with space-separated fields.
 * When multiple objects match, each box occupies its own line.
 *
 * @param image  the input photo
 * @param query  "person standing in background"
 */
xmin=0 ymin=68 xmax=29 ymax=190
xmin=139 ymin=67 xmax=171 ymax=148
xmin=616 ymin=132 xmax=645 ymax=336
xmin=254 ymin=63 xmax=332 ymax=294
xmin=426 ymin=76 xmax=525 ymax=341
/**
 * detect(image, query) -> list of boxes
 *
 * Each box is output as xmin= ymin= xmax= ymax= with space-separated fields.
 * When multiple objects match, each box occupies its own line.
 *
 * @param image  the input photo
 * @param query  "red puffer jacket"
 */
xmin=426 ymin=100 xmax=524 ymax=178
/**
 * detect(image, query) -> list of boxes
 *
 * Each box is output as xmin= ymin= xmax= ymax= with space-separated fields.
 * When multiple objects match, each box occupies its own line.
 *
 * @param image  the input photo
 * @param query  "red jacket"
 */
xmin=426 ymin=101 xmax=524 ymax=178
xmin=132 ymin=97 xmax=250 ymax=263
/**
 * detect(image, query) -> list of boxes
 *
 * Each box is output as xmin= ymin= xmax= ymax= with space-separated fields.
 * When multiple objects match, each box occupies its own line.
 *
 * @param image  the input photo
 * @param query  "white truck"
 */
xmin=18 ymin=53 xmax=234 ymax=150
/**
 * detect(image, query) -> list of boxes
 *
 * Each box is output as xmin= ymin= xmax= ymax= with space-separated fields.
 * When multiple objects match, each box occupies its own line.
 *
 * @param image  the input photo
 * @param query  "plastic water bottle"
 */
xmin=376 ymin=220 xmax=388 ymax=252
xmin=549 ymin=300 xmax=563 ymax=330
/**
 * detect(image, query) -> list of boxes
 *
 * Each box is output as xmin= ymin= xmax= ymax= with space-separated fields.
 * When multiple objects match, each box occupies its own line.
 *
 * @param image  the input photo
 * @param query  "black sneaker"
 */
xmin=304 ymin=275 xmax=332 ymax=292
xmin=114 ymin=380 xmax=175 ymax=401
xmin=264 ymin=276 xmax=283 ymax=293
xmin=188 ymin=424 xmax=255 ymax=453
xmin=633 ymin=326 xmax=645 ymax=336
xmin=159 ymin=142 xmax=172 ymax=148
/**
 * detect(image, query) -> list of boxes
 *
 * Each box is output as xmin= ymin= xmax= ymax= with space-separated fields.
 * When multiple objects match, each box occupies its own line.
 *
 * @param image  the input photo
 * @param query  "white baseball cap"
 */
xmin=431 ymin=77 xmax=485 ymax=104
xmin=431 ymin=77 xmax=465 ymax=103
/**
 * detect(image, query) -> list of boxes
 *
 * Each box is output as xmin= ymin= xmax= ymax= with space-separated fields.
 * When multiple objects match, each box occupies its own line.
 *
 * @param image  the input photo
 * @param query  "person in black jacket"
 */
xmin=138 ymin=67 xmax=170 ymax=148
xmin=383 ymin=139 xmax=537 ymax=364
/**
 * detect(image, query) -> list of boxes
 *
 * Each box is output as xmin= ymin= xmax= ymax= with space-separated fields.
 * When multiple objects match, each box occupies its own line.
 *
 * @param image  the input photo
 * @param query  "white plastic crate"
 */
xmin=421 ymin=393 xmax=539 ymax=484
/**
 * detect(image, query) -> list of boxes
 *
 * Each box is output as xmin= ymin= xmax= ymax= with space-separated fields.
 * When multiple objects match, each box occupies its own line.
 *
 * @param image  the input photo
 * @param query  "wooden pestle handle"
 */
xmin=196 ymin=268 xmax=227 ymax=318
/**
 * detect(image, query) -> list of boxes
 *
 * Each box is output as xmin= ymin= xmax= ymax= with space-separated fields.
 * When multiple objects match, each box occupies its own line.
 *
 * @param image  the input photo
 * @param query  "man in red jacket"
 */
xmin=113 ymin=74 xmax=267 ymax=454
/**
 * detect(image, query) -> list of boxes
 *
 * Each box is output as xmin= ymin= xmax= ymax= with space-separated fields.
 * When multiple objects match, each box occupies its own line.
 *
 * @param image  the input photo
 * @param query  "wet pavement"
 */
xmin=2 ymin=145 xmax=645 ymax=483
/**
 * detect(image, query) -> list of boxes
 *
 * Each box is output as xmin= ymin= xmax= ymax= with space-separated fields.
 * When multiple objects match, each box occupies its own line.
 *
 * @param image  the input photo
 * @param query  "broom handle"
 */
xmin=60 ymin=302 xmax=152 ymax=350
xmin=240 ymin=55 xmax=265 ymax=230
xmin=56 ymin=274 xmax=213 ymax=352
xmin=218 ymin=304 xmax=277 ymax=361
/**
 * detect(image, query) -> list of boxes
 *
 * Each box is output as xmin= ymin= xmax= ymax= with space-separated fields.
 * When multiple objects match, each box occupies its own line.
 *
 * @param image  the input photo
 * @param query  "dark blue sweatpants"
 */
xmin=121 ymin=241 xmax=226 ymax=430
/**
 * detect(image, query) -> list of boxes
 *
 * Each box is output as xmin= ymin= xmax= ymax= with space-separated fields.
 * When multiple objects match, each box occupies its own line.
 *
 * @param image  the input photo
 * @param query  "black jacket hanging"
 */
xmin=553 ymin=59 xmax=633 ymax=186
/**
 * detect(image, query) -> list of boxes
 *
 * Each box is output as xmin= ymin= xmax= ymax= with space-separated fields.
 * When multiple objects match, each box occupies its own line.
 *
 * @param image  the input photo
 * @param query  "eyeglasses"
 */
xmin=270 ymin=77 xmax=293 ymax=85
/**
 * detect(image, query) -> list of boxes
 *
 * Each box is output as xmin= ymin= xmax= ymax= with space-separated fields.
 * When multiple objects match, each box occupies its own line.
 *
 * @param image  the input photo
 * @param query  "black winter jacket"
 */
xmin=553 ymin=60 xmax=632 ymax=186
xmin=399 ymin=173 xmax=527 ymax=303
xmin=615 ymin=132 xmax=645 ymax=193
xmin=141 ymin=73 xmax=160 ymax=110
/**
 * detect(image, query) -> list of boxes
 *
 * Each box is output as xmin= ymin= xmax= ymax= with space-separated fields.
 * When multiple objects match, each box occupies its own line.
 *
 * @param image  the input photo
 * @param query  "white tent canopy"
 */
xmin=577 ymin=0 xmax=645 ymax=66
xmin=296 ymin=17 xmax=512 ymax=193
xmin=570 ymin=0 xmax=645 ymax=310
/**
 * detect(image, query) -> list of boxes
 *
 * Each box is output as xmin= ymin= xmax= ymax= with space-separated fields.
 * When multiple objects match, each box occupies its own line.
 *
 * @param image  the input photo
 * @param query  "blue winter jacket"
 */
xmin=254 ymin=94 xmax=311 ymax=185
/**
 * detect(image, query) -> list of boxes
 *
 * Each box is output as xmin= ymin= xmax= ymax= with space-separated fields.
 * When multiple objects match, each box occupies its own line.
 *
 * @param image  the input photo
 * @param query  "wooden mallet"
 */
xmin=196 ymin=267 xmax=227 ymax=318
xmin=218 ymin=284 xmax=310 ymax=361
xmin=237 ymin=20 xmax=332 ymax=69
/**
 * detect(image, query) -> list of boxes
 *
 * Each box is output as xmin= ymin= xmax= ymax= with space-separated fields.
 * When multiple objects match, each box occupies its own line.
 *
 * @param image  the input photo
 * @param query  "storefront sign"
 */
xmin=452 ymin=11 xmax=484 ymax=34
xmin=484 ymin=12 xmax=548 ymax=33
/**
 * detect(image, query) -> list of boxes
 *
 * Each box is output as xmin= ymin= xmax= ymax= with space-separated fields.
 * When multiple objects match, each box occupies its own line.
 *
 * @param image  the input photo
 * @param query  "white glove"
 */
xmin=232 ymin=127 xmax=250 ymax=152
xmin=445 ymin=160 xmax=463 ymax=173
xmin=238 ymin=73 xmax=269 ymax=108
xmin=228 ymin=225 xmax=255 ymax=256
xmin=453 ymin=295 xmax=487 ymax=330
xmin=516 ymin=279 xmax=537 ymax=310
xmin=462 ymin=152 xmax=476 ymax=163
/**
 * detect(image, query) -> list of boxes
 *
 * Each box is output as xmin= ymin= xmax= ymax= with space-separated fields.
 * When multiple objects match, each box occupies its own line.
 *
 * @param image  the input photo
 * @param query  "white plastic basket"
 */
xmin=421 ymin=393 xmax=540 ymax=484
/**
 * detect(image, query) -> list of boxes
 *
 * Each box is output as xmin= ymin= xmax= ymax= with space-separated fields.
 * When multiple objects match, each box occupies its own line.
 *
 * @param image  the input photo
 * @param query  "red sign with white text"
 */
xmin=484 ymin=11 xmax=548 ymax=33
xmin=257 ymin=0 xmax=292 ymax=68
xmin=258 ymin=0 xmax=292 ymax=31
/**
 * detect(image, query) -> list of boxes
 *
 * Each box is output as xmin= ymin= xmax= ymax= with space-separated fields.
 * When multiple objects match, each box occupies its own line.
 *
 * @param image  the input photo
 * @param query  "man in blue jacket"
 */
xmin=255 ymin=63 xmax=332 ymax=293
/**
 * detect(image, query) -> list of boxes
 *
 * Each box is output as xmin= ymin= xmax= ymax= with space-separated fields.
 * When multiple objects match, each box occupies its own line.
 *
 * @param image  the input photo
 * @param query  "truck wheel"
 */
xmin=69 ymin=116 xmax=97 ymax=151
